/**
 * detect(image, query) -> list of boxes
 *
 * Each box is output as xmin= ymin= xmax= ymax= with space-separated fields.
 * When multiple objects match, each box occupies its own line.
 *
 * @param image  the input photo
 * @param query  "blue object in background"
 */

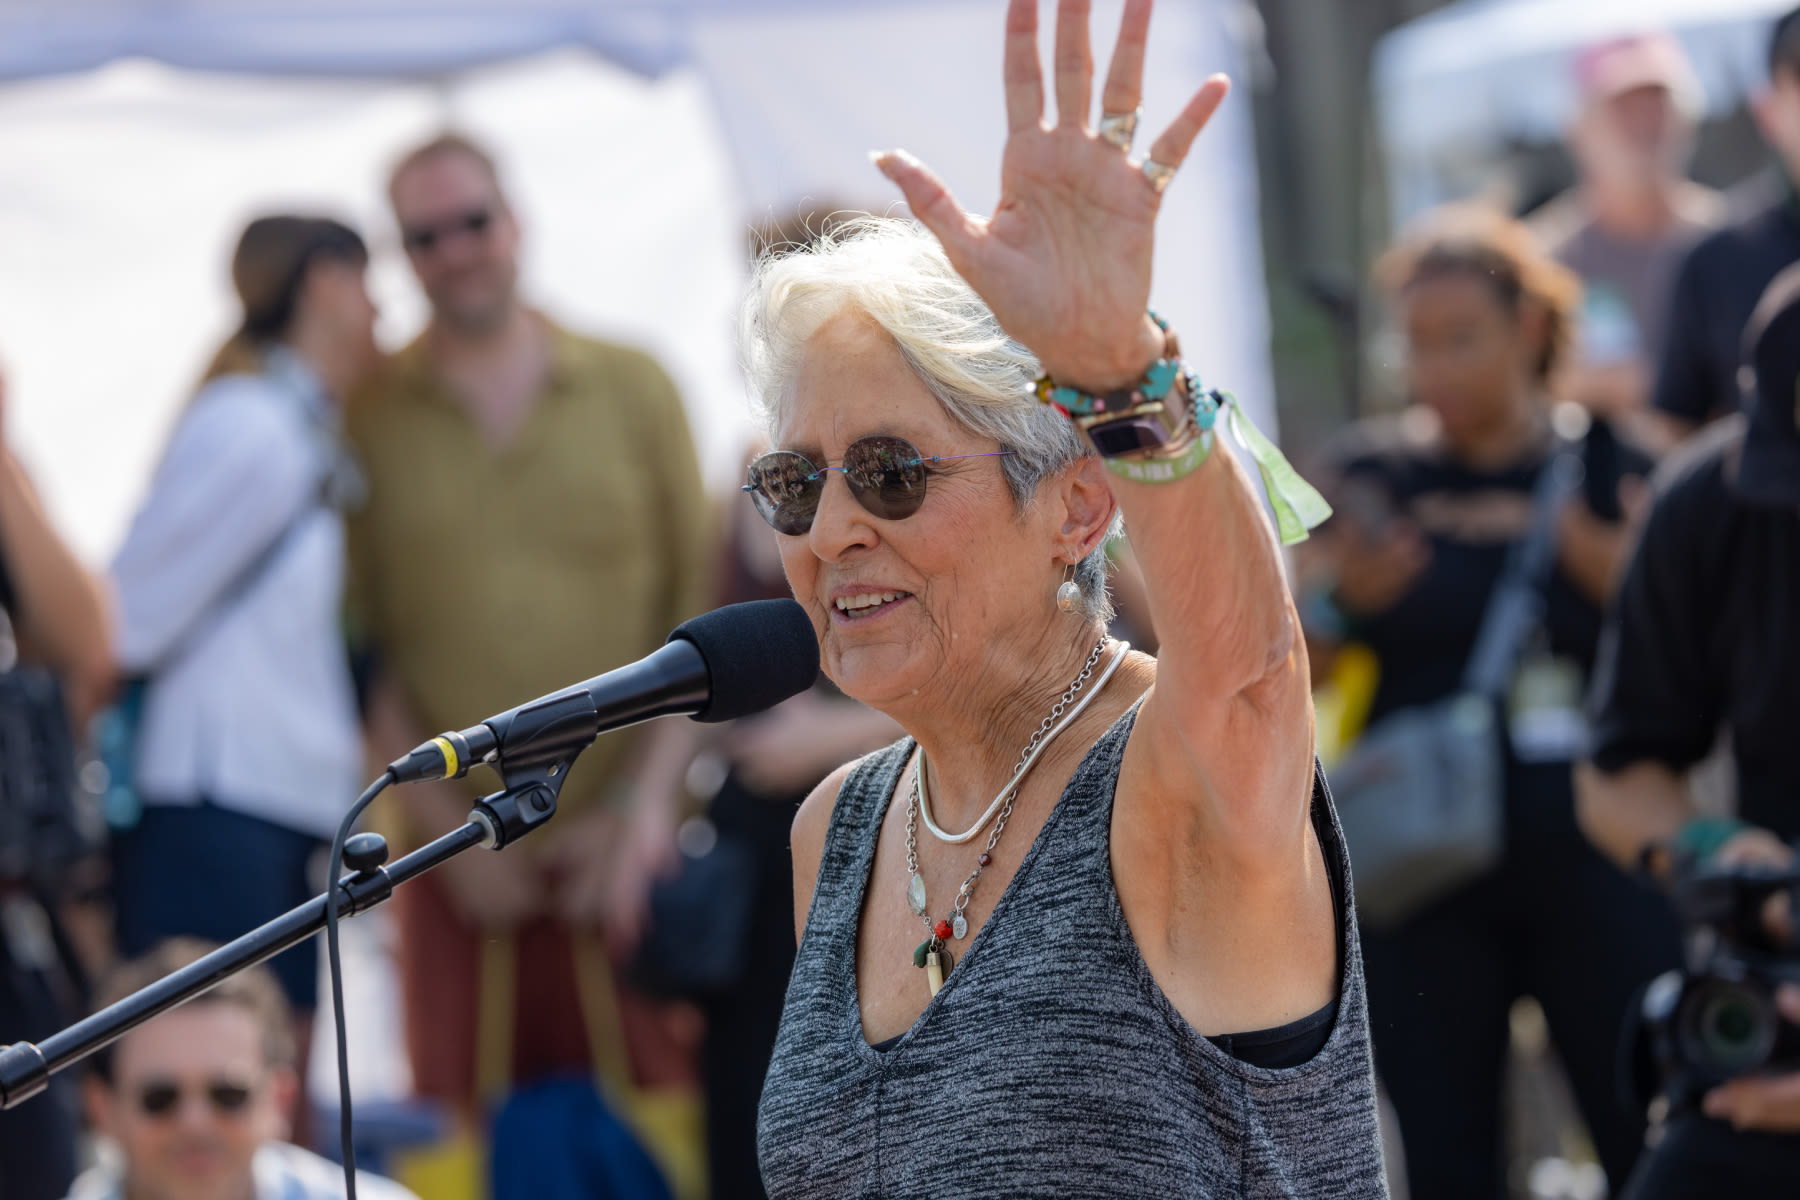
xmin=490 ymin=1075 xmax=673 ymax=1200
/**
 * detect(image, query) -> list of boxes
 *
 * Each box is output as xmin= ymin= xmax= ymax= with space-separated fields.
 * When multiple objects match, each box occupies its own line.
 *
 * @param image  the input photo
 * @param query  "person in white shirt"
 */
xmin=68 ymin=940 xmax=416 ymax=1200
xmin=106 ymin=216 xmax=379 ymax=1120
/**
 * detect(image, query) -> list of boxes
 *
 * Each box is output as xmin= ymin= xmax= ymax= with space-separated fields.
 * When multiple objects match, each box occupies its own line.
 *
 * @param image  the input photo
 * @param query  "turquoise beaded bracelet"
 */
xmin=1032 ymin=312 xmax=1182 ymax=419
xmin=1030 ymin=311 xmax=1335 ymax=545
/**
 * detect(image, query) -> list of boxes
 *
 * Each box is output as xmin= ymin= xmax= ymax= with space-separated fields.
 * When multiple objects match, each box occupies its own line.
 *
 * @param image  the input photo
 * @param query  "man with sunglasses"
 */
xmin=70 ymin=939 xmax=415 ymax=1200
xmin=347 ymin=132 xmax=711 ymax=1179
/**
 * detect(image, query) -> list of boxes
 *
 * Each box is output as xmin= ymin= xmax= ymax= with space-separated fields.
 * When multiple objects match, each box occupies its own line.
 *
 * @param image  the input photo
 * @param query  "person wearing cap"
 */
xmin=1532 ymin=33 xmax=1723 ymax=451
xmin=1578 ymin=262 xmax=1800 ymax=1195
xmin=106 ymin=215 xmax=380 ymax=1133
xmin=1652 ymin=7 xmax=1800 ymax=436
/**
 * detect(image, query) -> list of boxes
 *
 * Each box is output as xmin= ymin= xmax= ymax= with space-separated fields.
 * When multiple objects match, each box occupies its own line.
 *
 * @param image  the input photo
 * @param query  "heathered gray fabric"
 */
xmin=757 ymin=706 xmax=1389 ymax=1198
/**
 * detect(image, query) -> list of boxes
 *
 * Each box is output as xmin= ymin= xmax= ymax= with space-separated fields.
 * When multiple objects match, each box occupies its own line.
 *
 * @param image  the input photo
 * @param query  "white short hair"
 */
xmin=739 ymin=216 xmax=1112 ymax=619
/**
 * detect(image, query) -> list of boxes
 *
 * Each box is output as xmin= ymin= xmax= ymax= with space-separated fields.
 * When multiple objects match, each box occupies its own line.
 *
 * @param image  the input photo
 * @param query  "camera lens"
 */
xmin=1680 ymin=980 xmax=1776 ymax=1077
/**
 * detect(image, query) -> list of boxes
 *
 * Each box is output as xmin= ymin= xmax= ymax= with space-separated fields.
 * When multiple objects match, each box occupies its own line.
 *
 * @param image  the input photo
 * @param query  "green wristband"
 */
xmin=1673 ymin=816 xmax=1749 ymax=862
xmin=1103 ymin=429 xmax=1213 ymax=485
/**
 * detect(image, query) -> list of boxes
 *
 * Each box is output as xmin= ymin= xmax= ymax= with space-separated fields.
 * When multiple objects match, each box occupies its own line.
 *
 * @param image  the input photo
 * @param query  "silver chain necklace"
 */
xmin=903 ymin=636 xmax=1124 ymax=996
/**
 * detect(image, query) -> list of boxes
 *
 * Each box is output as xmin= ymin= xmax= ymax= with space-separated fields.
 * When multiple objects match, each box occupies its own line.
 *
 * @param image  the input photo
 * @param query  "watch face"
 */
xmin=1083 ymin=410 xmax=1177 ymax=457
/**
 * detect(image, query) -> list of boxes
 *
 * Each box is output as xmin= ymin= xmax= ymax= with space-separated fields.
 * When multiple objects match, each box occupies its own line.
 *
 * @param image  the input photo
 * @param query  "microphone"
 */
xmin=387 ymin=599 xmax=819 ymax=784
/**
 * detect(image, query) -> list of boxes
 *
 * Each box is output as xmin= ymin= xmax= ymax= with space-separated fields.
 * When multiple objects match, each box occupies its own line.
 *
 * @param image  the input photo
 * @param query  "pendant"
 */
xmin=907 ymin=873 xmax=927 ymax=916
xmin=952 ymin=913 xmax=967 ymax=940
xmin=924 ymin=948 xmax=951 ymax=997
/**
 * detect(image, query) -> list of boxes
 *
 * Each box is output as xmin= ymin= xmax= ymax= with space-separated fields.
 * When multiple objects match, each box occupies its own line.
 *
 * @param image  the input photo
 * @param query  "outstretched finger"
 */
xmin=1143 ymin=73 xmax=1230 ymax=173
xmin=1004 ymin=0 xmax=1044 ymax=134
xmin=1099 ymin=0 xmax=1152 ymax=118
xmin=872 ymin=149 xmax=983 ymax=269
xmin=1053 ymin=0 xmax=1094 ymax=130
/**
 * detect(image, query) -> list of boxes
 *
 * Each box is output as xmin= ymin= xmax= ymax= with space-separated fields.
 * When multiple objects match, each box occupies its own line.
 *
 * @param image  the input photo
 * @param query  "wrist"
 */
xmin=1673 ymin=816 xmax=1750 ymax=864
xmin=1042 ymin=313 xmax=1168 ymax=394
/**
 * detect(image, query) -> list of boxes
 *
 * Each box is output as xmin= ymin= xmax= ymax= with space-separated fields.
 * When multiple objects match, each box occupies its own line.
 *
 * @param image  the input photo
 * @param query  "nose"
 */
xmin=806 ymin=469 xmax=878 ymax=563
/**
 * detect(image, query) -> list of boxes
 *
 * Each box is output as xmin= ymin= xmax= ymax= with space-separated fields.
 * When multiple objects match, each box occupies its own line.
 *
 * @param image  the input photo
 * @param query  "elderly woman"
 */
xmin=746 ymin=3 xmax=1385 ymax=1195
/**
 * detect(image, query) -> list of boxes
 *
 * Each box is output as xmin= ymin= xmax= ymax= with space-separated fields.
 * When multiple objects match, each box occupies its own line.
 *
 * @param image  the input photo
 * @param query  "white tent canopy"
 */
xmin=1375 ymin=0 xmax=1792 ymax=224
xmin=0 ymin=0 xmax=1273 ymax=563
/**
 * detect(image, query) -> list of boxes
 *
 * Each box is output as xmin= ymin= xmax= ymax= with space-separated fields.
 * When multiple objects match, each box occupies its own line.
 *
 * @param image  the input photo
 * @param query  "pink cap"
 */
xmin=1575 ymin=33 xmax=1702 ymax=110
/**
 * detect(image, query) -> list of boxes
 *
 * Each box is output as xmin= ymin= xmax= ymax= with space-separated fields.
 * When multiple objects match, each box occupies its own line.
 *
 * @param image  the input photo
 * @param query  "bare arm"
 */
xmin=1555 ymin=498 xmax=1632 ymax=608
xmin=1112 ymin=443 xmax=1317 ymax=863
xmin=875 ymin=0 xmax=1314 ymax=871
xmin=0 ymin=442 xmax=113 ymax=727
xmin=1573 ymin=759 xmax=1691 ymax=874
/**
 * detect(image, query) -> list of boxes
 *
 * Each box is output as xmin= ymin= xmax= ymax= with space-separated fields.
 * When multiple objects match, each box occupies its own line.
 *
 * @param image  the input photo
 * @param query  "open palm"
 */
xmin=875 ymin=0 xmax=1229 ymax=392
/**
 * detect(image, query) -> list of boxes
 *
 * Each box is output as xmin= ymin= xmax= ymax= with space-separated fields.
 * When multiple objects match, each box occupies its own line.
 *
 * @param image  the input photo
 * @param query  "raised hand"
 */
xmin=873 ymin=0 xmax=1228 ymax=393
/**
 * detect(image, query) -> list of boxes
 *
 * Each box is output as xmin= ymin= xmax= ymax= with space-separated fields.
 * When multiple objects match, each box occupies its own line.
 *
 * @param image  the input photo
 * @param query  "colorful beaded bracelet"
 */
xmin=1032 ymin=312 xmax=1182 ymax=419
xmin=1032 ymin=312 xmax=1335 ymax=545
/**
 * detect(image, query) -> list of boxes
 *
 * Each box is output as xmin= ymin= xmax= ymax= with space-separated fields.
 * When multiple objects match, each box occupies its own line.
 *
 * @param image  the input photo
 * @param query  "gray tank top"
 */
xmin=757 ymin=706 xmax=1388 ymax=1198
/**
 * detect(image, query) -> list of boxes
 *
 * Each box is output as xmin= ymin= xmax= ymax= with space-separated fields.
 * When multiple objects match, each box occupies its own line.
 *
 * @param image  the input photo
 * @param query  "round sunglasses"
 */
xmin=743 ymin=435 xmax=1013 ymax=535
xmin=136 ymin=1077 xmax=255 ymax=1118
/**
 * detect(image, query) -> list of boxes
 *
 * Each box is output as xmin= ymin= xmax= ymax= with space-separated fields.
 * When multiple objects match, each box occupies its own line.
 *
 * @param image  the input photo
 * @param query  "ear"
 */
xmin=1751 ymin=90 xmax=1779 ymax=142
xmin=1052 ymin=455 xmax=1118 ymax=564
xmin=1515 ymin=296 xmax=1551 ymax=371
xmin=265 ymin=1066 xmax=299 ymax=1141
xmin=83 ymin=1076 xmax=116 ymax=1140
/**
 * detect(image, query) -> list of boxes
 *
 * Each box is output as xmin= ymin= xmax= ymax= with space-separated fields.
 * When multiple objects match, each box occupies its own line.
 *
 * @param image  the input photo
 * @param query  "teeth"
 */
xmin=835 ymin=591 xmax=905 ymax=612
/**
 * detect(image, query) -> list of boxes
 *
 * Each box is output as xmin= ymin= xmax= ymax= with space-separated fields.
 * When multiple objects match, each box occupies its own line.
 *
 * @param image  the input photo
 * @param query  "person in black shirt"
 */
xmin=1580 ymin=263 xmax=1800 ymax=1198
xmin=0 ymin=367 xmax=112 ymax=1200
xmin=1652 ymin=7 xmax=1800 ymax=434
xmin=1312 ymin=206 xmax=1681 ymax=1199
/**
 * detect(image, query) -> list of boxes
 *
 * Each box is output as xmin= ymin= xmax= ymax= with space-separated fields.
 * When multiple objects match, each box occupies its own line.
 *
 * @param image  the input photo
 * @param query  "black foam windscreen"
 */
xmin=667 ymin=598 xmax=820 ymax=722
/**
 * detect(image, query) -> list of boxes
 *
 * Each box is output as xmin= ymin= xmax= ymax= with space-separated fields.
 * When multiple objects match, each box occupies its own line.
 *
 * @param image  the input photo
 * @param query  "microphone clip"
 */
xmin=472 ymin=730 xmax=587 ymax=850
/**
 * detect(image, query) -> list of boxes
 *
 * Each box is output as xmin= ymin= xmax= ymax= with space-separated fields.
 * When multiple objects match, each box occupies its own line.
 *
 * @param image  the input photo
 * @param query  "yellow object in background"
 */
xmin=390 ymin=1125 xmax=484 ymax=1200
xmin=1314 ymin=643 xmax=1380 ymax=768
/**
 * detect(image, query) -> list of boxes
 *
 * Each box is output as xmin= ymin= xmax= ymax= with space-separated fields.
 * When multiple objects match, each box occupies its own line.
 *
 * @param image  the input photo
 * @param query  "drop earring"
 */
xmin=1056 ymin=562 xmax=1081 ymax=615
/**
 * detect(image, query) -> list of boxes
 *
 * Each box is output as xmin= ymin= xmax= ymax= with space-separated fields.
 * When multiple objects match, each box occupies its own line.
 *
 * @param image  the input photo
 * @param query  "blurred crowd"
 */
xmin=1 ymin=7 xmax=1799 ymax=1200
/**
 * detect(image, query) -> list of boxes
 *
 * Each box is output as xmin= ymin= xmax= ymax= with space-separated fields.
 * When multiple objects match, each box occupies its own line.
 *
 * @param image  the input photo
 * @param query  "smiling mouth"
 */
xmin=833 ymin=591 xmax=911 ymax=619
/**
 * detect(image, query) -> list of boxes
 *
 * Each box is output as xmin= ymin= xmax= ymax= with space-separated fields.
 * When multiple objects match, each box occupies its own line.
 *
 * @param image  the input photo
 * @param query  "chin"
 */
xmin=823 ymin=638 xmax=930 ymax=713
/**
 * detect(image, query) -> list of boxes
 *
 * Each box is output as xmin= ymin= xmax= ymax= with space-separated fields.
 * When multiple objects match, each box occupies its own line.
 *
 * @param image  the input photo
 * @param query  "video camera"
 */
xmin=1627 ymin=855 xmax=1800 ymax=1113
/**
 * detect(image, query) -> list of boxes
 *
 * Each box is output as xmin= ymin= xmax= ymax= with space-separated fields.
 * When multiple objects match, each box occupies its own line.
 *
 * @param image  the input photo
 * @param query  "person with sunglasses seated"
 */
xmin=748 ymin=4 xmax=1383 ymax=1196
xmin=69 ymin=939 xmax=416 ymax=1200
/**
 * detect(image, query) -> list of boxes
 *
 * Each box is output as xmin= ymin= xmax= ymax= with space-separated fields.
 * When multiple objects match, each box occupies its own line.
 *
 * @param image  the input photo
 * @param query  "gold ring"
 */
xmin=1141 ymin=159 xmax=1177 ymax=194
xmin=1098 ymin=107 xmax=1141 ymax=152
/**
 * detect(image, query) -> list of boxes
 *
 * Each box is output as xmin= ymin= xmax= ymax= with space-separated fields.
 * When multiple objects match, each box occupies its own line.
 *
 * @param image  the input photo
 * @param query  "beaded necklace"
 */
xmin=902 ymin=637 xmax=1127 ymax=996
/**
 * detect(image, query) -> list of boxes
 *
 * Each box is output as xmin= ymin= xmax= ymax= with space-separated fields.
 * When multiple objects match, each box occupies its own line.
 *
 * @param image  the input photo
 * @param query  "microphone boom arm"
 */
xmin=0 ymin=775 xmax=560 ymax=1111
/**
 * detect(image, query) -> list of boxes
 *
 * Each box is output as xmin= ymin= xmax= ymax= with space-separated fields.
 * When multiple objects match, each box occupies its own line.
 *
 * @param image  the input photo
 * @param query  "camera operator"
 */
xmin=1577 ymin=262 xmax=1800 ymax=1195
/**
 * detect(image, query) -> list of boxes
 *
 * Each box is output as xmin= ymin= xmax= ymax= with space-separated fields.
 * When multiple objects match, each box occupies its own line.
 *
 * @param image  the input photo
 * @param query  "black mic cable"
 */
xmin=320 ymin=599 xmax=818 ymax=1199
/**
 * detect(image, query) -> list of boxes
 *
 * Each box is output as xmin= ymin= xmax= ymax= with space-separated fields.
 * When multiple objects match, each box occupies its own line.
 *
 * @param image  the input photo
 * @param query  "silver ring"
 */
xmin=1140 ymin=158 xmax=1177 ymax=194
xmin=1097 ymin=107 xmax=1141 ymax=152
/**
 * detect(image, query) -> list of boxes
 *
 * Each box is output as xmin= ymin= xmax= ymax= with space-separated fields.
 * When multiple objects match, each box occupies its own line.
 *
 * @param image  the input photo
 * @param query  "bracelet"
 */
xmin=1032 ymin=310 xmax=1335 ymax=545
xmin=1673 ymin=816 xmax=1749 ymax=863
xmin=1032 ymin=311 xmax=1182 ymax=419
xmin=1103 ymin=425 xmax=1213 ymax=484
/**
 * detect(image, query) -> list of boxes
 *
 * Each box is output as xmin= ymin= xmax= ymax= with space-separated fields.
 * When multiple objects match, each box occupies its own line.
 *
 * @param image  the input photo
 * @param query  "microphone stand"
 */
xmin=0 ymin=767 xmax=567 ymax=1111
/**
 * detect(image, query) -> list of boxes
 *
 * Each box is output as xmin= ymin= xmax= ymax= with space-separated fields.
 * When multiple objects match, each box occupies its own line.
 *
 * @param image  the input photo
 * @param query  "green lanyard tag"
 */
xmin=1225 ymin=397 xmax=1333 ymax=545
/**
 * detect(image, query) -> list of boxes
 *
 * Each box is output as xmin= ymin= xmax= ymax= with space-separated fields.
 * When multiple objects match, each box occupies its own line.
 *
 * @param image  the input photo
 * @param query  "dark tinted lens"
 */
xmin=404 ymin=209 xmax=491 ymax=254
xmin=138 ymin=1082 xmax=181 ymax=1117
xmin=208 ymin=1082 xmax=252 ymax=1113
xmin=747 ymin=451 xmax=822 ymax=534
xmin=842 ymin=436 xmax=927 ymax=520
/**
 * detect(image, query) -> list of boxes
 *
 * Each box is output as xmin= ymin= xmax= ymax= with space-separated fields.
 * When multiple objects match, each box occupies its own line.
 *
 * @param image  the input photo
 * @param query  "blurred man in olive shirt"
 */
xmin=348 ymin=133 xmax=711 ymax=1188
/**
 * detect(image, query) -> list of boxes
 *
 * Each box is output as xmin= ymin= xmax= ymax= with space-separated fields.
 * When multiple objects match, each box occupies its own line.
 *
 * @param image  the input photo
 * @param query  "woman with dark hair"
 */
xmin=1312 ymin=205 xmax=1681 ymax=1198
xmin=106 ymin=215 xmax=378 ymax=1054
